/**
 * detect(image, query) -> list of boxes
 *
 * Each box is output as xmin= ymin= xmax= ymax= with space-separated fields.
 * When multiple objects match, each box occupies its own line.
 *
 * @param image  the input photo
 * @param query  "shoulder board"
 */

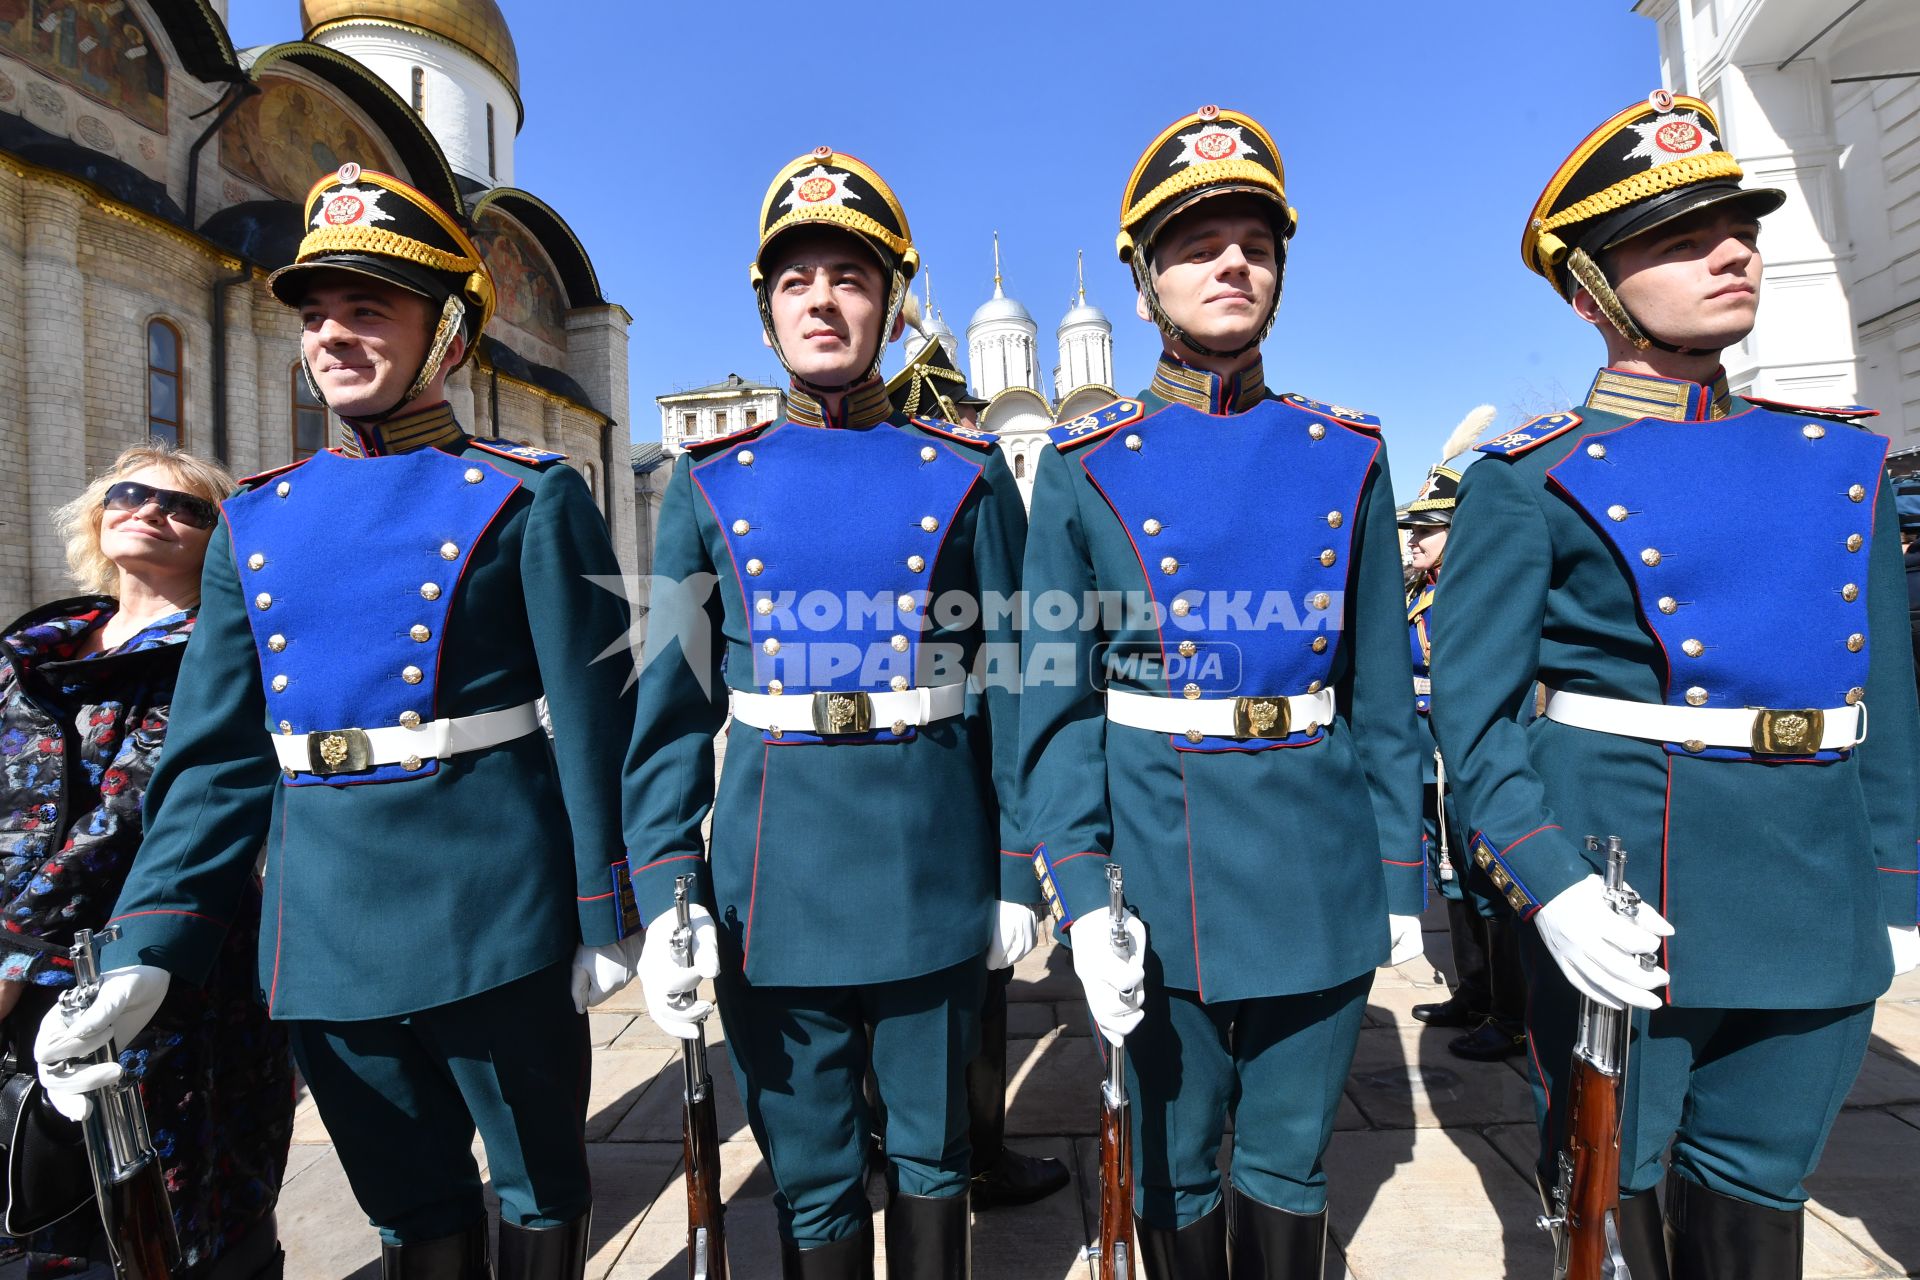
xmin=1476 ymin=411 xmax=1583 ymax=458
xmin=1408 ymin=586 xmax=1436 ymax=619
xmin=1281 ymin=393 xmax=1381 ymax=430
xmin=909 ymin=416 xmax=999 ymax=449
xmin=685 ymin=420 xmax=773 ymax=459
xmin=1741 ymin=395 xmax=1879 ymax=423
xmin=1048 ymin=398 xmax=1144 ymax=450
xmin=239 ymin=455 xmax=314 ymax=488
xmin=471 ymin=438 xmax=567 ymax=466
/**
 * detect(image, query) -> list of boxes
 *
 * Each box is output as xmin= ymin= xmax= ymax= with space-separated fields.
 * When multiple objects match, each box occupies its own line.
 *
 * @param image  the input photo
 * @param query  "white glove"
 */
xmin=986 ymin=901 xmax=1039 ymax=970
xmin=1387 ymin=914 xmax=1425 ymax=967
xmin=1533 ymin=875 xmax=1673 ymax=1011
xmin=570 ymin=934 xmax=645 ymax=1014
xmin=35 ymin=964 xmax=171 ymax=1120
xmin=1069 ymin=907 xmax=1147 ymax=1046
xmin=638 ymin=903 xmax=720 ymax=1039
xmin=1890 ymin=925 xmax=1920 ymax=977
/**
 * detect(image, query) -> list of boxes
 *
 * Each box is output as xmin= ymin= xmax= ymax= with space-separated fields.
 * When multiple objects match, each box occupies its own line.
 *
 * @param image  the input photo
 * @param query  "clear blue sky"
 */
xmin=228 ymin=1 xmax=1660 ymax=495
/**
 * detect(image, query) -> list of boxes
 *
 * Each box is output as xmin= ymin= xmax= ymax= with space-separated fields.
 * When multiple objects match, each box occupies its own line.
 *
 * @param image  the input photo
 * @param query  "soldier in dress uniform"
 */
xmin=622 ymin=149 xmax=1033 ymax=1279
xmin=1019 ymin=106 xmax=1424 ymax=1277
xmin=34 ymin=166 xmax=641 ymax=1280
xmin=1430 ymin=92 xmax=1920 ymax=1278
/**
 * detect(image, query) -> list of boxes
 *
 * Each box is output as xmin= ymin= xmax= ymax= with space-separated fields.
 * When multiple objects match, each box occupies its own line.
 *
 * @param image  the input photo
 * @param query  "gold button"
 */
xmin=907 ymin=555 xmax=926 ymax=572
xmin=1640 ymin=548 xmax=1662 ymax=567
xmin=271 ymin=674 xmax=288 ymax=692
xmin=1171 ymin=599 xmax=1191 ymax=618
xmin=1303 ymin=722 xmax=1319 ymax=735
xmin=247 ymin=553 xmax=266 ymax=571
xmin=1307 ymin=680 xmax=1324 ymax=694
xmin=1607 ymin=505 xmax=1628 ymax=522
xmin=464 ymin=468 xmax=484 ymax=484
xmin=1143 ymin=519 xmax=1162 ymax=536
xmin=746 ymin=558 xmax=765 ymax=576
xmin=1842 ymin=583 xmax=1859 ymax=602
xmin=1185 ymin=729 xmax=1205 ymax=743
xmin=920 ymin=446 xmax=937 ymax=462
xmin=255 ymin=592 xmax=272 ymax=610
xmin=897 ymin=594 xmax=915 ymax=611
xmin=1849 ymin=484 xmax=1866 ymax=502
xmin=278 ymin=720 xmax=292 ymax=734
xmin=756 ymin=598 xmax=774 ymax=616
xmin=1681 ymin=639 xmax=1704 ymax=658
xmin=1308 ymin=424 xmax=1326 ymax=440
xmin=1125 ymin=434 xmax=1142 ymax=451
xmin=1683 ymin=739 xmax=1706 ymax=753
xmin=410 ymin=624 xmax=430 ymax=643
xmin=891 ymin=635 xmax=908 ymax=652
xmin=276 ymin=480 xmax=291 ymax=497
xmin=738 ymin=450 xmax=755 ymax=466
xmin=763 ymin=638 xmax=780 ymax=655
xmin=1803 ymin=423 xmax=1826 ymax=439
xmin=1160 ymin=556 xmax=1179 ymax=575
xmin=1178 ymin=640 xmax=1197 ymax=657
xmin=402 ymin=665 xmax=423 ymax=684
xmin=440 ymin=542 xmax=459 ymax=561
xmin=1657 ymin=597 xmax=1678 ymax=614
xmin=768 ymin=680 xmax=784 ymax=695
xmin=399 ymin=711 xmax=421 ymax=728
xmin=1847 ymin=534 xmax=1863 ymax=552
xmin=1847 ymin=633 xmax=1865 ymax=652
xmin=891 ymin=675 xmax=909 ymax=692
xmin=1326 ymin=511 xmax=1344 ymax=530
xmin=769 ymin=727 xmax=784 ymax=740
xmin=920 ymin=516 xmax=939 ymax=532
xmin=1685 ymin=686 xmax=1708 ymax=706
xmin=1312 ymin=636 xmax=1329 ymax=653
xmin=268 ymin=634 xmax=286 ymax=652
xmin=732 ymin=519 xmax=751 ymax=535
xmin=283 ymin=768 xmax=296 ymax=780
xmin=401 ymin=755 xmax=422 ymax=771
xmin=421 ymin=582 xmax=441 ymax=601
xmin=1587 ymin=443 xmax=1607 ymax=459
xmin=1182 ymin=683 xmax=1201 ymax=700
xmin=893 ymin=719 xmax=909 ymax=735
xmin=1847 ymin=687 xmax=1865 ymax=705
xmin=1310 ymin=592 xmax=1331 ymax=610
xmin=1319 ymin=549 xmax=1337 ymax=567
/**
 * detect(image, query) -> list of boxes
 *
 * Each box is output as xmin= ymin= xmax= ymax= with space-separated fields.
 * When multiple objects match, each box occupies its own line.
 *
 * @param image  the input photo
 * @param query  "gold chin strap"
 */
xmin=399 ymin=295 xmax=469 ymax=411
xmin=1566 ymin=248 xmax=1652 ymax=352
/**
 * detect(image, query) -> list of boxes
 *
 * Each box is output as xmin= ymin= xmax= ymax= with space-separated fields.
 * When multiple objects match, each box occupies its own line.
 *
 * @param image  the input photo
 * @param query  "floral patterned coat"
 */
xmin=0 ymin=597 xmax=293 ymax=1278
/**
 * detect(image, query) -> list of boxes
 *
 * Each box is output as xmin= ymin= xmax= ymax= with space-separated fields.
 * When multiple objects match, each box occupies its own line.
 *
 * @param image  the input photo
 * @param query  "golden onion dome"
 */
xmin=302 ymin=0 xmax=520 ymax=93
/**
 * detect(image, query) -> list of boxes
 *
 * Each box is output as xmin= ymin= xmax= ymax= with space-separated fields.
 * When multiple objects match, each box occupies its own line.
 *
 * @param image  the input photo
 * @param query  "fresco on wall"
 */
xmin=223 ymin=74 xmax=394 ymax=204
xmin=474 ymin=208 xmax=568 ymax=354
xmin=0 ymin=0 xmax=169 ymax=132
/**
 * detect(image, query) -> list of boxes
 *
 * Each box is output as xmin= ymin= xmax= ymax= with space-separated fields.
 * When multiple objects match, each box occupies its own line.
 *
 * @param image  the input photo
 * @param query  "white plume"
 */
xmin=1442 ymin=404 xmax=1498 ymax=462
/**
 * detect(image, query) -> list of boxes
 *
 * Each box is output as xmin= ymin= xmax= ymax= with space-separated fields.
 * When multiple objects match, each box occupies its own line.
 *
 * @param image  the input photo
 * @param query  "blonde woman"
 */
xmin=0 ymin=442 xmax=292 ymax=1280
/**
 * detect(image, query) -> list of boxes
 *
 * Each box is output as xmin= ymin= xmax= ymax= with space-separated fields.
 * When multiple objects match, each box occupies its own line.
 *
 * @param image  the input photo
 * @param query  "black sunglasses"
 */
xmin=102 ymin=481 xmax=218 ymax=530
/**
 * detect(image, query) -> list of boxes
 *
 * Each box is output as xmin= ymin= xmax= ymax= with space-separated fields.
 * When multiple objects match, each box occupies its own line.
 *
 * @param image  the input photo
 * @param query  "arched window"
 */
xmin=147 ymin=319 xmax=182 ymax=446
xmin=1013 ymin=452 xmax=1026 ymax=480
xmin=486 ymin=103 xmax=498 ymax=178
xmin=291 ymin=362 xmax=328 ymax=461
xmin=581 ymin=460 xmax=598 ymax=500
xmin=411 ymin=66 xmax=425 ymax=112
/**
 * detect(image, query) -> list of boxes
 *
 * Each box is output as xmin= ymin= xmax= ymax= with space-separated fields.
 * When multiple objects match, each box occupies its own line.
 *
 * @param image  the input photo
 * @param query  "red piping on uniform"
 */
xmin=690 ymin=438 xmax=764 ymax=664
xmin=741 ymin=743 xmax=770 ymax=968
xmin=1661 ymin=759 xmax=1674 ymax=1005
xmin=577 ymin=890 xmax=614 ymax=901
xmin=108 ymin=907 xmax=226 ymax=926
xmin=1501 ymin=824 xmax=1561 ymax=855
xmin=1876 ymin=866 xmax=1918 ymax=874
xmin=1381 ymin=858 xmax=1422 ymax=867
xmin=918 ymin=470 xmax=983 ymax=679
xmin=433 ymin=476 xmax=523 ymax=722
xmin=1180 ymin=751 xmax=1202 ymax=1001
xmin=1079 ymin=435 xmax=1173 ymax=691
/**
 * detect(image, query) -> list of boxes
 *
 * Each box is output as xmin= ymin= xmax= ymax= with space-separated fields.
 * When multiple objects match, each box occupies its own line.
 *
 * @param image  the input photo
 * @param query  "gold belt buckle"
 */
xmin=1233 ymin=695 xmax=1291 ymax=740
xmin=307 ymin=727 xmax=372 ymax=775
xmin=1751 ymin=707 xmax=1824 ymax=755
xmin=811 ymin=691 xmax=873 ymax=735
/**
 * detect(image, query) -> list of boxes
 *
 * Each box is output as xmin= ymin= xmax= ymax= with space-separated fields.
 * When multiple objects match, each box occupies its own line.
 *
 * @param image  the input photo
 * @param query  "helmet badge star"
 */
xmin=1172 ymin=123 xmax=1256 ymax=168
xmin=1622 ymin=111 xmax=1717 ymax=168
xmin=781 ymin=165 xmax=861 ymax=212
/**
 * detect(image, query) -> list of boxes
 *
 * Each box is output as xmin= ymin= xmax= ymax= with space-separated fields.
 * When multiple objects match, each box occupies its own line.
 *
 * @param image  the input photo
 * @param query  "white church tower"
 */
xmin=903 ymin=271 xmax=960 ymax=369
xmin=967 ymin=234 xmax=1042 ymax=401
xmin=302 ymin=0 xmax=522 ymax=189
xmin=1054 ymin=250 xmax=1114 ymax=400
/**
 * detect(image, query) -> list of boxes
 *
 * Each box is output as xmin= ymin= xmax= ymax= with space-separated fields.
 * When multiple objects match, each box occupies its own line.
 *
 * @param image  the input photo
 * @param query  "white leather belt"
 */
xmin=1106 ymin=686 xmax=1337 ymax=741
xmin=1543 ymin=688 xmax=1866 ymax=754
xmin=272 ymin=701 xmax=541 ymax=775
xmin=729 ymin=683 xmax=967 ymax=736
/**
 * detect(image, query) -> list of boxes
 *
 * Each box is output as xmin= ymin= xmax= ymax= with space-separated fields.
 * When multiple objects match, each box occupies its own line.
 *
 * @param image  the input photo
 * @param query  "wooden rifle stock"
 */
xmin=1093 ymin=864 xmax=1135 ymax=1278
xmin=672 ymin=875 xmax=727 ymax=1280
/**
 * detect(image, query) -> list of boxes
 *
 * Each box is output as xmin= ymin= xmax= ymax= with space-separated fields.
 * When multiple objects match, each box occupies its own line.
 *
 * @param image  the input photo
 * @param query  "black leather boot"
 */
xmin=1228 ymin=1188 xmax=1327 ymax=1280
xmin=380 ymin=1220 xmax=492 ymax=1280
xmin=206 ymin=1212 xmax=283 ymax=1280
xmin=967 ymin=976 xmax=1070 ymax=1210
xmin=498 ymin=1212 xmax=591 ymax=1280
xmin=1617 ymin=1189 xmax=1670 ymax=1280
xmin=779 ymin=1216 xmax=875 ymax=1280
xmin=1665 ymin=1175 xmax=1803 ymax=1280
xmin=883 ymin=1191 xmax=970 ymax=1279
xmin=1135 ymin=1200 xmax=1227 ymax=1279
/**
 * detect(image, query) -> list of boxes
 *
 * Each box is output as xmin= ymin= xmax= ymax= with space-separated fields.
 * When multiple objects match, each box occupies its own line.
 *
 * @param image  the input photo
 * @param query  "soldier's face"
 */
xmin=764 ymin=228 xmax=899 ymax=388
xmin=1142 ymin=200 xmax=1278 ymax=354
xmin=1407 ymin=525 xmax=1447 ymax=572
xmin=298 ymin=274 xmax=452 ymax=418
xmin=1600 ymin=207 xmax=1763 ymax=352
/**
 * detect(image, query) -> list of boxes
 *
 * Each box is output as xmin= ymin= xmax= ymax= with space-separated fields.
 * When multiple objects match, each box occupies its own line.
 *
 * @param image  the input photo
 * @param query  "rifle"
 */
xmin=670 ymin=875 xmax=727 ymax=1280
xmin=1535 ymin=836 xmax=1649 ymax=1280
xmin=1089 ymin=864 xmax=1135 ymax=1279
xmin=57 ymin=926 xmax=180 ymax=1280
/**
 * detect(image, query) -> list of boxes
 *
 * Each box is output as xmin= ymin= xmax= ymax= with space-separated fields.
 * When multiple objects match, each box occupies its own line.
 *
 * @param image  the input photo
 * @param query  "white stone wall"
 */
xmin=658 ymin=390 xmax=780 ymax=453
xmin=968 ymin=327 xmax=1040 ymax=401
xmin=1057 ymin=323 xmax=1113 ymax=398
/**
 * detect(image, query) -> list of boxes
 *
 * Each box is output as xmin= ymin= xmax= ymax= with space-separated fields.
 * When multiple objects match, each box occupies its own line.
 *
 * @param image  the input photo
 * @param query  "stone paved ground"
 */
xmin=22 ymin=902 xmax=1920 ymax=1279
